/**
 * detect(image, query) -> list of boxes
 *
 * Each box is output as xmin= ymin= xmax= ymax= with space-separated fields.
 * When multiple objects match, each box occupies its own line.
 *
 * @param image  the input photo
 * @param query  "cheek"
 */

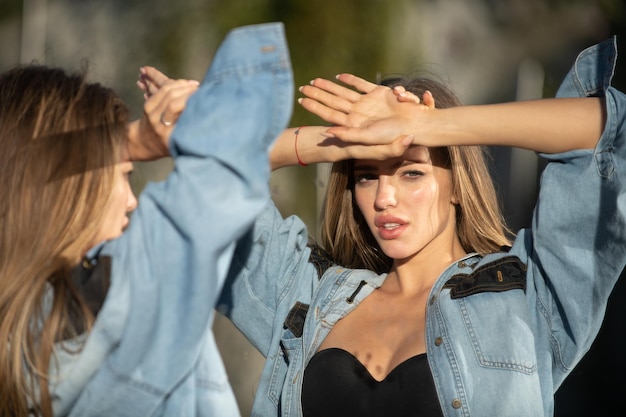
xmin=354 ymin=189 xmax=374 ymax=221
xmin=404 ymin=184 xmax=446 ymax=227
xmin=125 ymin=182 xmax=137 ymax=210
xmin=109 ymin=182 xmax=130 ymax=222
xmin=428 ymin=170 xmax=455 ymax=208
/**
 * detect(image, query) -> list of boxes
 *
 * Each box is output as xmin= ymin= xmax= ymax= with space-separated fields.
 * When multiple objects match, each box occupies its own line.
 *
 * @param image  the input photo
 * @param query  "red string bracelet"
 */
xmin=294 ymin=126 xmax=308 ymax=166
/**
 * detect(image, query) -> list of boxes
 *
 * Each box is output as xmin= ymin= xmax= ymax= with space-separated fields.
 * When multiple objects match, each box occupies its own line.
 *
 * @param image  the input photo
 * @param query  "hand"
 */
xmin=127 ymin=67 xmax=199 ymax=161
xmin=136 ymin=66 xmax=176 ymax=99
xmin=299 ymin=73 xmax=435 ymax=145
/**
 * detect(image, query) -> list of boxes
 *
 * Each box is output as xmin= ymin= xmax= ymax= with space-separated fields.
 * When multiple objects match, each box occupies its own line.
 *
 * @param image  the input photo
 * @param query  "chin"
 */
xmin=381 ymin=240 xmax=424 ymax=259
xmin=380 ymin=247 xmax=411 ymax=261
xmin=111 ymin=229 xmax=125 ymax=240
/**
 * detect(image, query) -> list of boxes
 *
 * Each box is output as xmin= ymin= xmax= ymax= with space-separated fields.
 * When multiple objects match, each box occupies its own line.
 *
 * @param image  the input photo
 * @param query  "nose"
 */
xmin=127 ymin=188 xmax=138 ymax=213
xmin=374 ymin=176 xmax=397 ymax=210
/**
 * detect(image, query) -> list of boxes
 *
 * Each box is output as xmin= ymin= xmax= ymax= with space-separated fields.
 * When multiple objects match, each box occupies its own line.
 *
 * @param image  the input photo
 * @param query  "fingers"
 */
xmin=130 ymin=79 xmax=199 ymax=161
xmin=140 ymin=66 xmax=171 ymax=88
xmin=393 ymin=87 xmax=435 ymax=108
xmin=145 ymin=79 xmax=199 ymax=128
xmin=335 ymin=73 xmax=378 ymax=94
xmin=324 ymin=126 xmax=377 ymax=144
xmin=298 ymin=97 xmax=349 ymax=126
xmin=422 ymin=90 xmax=436 ymax=108
xmin=393 ymin=86 xmax=421 ymax=104
xmin=137 ymin=66 xmax=200 ymax=101
xmin=138 ymin=67 xmax=169 ymax=99
xmin=308 ymin=77 xmax=363 ymax=103
xmin=346 ymin=135 xmax=414 ymax=160
xmin=159 ymin=87 xmax=198 ymax=126
xmin=299 ymin=84 xmax=354 ymax=114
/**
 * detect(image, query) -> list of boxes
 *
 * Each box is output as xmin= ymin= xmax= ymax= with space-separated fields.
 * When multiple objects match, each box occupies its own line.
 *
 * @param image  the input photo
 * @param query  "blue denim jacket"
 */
xmin=48 ymin=23 xmax=293 ymax=416
xmin=220 ymin=37 xmax=626 ymax=416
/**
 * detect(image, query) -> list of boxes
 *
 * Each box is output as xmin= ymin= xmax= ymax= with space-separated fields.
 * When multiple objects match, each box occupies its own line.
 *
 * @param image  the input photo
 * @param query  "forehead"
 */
xmin=354 ymin=146 xmax=433 ymax=170
xmin=404 ymin=146 xmax=432 ymax=162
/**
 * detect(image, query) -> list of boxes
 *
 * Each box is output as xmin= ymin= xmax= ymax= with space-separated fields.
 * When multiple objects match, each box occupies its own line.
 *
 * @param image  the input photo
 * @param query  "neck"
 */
xmin=387 ymin=238 xmax=466 ymax=297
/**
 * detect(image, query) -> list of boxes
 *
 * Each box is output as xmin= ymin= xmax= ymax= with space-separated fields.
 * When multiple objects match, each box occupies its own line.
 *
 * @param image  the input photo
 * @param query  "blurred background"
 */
xmin=2 ymin=0 xmax=625 ymax=415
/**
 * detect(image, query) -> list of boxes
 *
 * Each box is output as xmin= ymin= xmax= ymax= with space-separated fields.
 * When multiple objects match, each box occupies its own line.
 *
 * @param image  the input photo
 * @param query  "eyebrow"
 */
xmin=353 ymin=157 xmax=431 ymax=172
xmin=353 ymin=163 xmax=378 ymax=171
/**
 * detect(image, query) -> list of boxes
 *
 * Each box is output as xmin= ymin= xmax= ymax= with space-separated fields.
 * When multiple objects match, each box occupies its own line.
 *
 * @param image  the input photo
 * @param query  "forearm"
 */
xmin=270 ymin=126 xmax=329 ymax=169
xmin=270 ymin=126 xmax=412 ymax=170
xmin=302 ymin=74 xmax=605 ymax=154
xmin=417 ymin=97 xmax=605 ymax=153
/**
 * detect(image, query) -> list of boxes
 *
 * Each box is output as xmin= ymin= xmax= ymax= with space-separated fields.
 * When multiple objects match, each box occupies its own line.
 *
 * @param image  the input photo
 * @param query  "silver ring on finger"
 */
xmin=160 ymin=113 xmax=175 ymax=127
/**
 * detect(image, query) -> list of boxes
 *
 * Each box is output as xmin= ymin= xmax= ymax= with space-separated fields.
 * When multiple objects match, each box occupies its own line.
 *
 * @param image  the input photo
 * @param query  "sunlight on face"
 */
xmin=353 ymin=146 xmax=460 ymax=263
xmin=91 ymin=160 xmax=137 ymax=247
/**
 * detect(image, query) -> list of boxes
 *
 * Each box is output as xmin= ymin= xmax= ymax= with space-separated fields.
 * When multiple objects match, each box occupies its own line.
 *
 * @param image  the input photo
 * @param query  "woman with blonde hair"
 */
xmin=0 ymin=64 xmax=138 ymax=415
xmin=216 ymin=37 xmax=626 ymax=417
xmin=0 ymin=22 xmax=294 ymax=417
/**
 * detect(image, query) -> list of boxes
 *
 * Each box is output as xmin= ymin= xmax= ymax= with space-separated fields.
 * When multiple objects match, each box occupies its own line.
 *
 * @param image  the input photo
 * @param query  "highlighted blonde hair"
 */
xmin=0 ymin=65 xmax=129 ymax=416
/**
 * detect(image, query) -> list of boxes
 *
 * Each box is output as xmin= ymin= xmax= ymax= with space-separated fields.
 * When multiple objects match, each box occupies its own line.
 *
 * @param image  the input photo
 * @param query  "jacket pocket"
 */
xmin=268 ymin=325 xmax=303 ymax=406
xmin=443 ymin=257 xmax=537 ymax=374
xmin=456 ymin=290 xmax=537 ymax=375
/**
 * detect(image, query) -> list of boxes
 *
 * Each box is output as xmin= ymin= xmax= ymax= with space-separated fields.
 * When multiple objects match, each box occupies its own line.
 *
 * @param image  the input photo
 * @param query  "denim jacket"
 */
xmin=48 ymin=23 xmax=293 ymax=416
xmin=219 ymin=37 xmax=626 ymax=416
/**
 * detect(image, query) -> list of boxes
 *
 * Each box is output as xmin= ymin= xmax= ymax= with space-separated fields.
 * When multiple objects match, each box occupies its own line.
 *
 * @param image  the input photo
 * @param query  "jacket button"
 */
xmin=429 ymin=295 xmax=436 ymax=305
xmin=452 ymin=399 xmax=462 ymax=409
xmin=434 ymin=337 xmax=443 ymax=346
xmin=457 ymin=261 xmax=467 ymax=268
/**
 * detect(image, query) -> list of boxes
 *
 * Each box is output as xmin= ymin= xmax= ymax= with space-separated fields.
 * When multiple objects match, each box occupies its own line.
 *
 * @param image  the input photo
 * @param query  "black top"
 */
xmin=302 ymin=348 xmax=445 ymax=417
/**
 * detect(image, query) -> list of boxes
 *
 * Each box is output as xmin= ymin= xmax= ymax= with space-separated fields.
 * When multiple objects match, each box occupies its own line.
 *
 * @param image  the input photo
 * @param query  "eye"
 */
xmin=354 ymin=173 xmax=378 ymax=184
xmin=402 ymin=169 xmax=424 ymax=179
xmin=121 ymin=163 xmax=134 ymax=178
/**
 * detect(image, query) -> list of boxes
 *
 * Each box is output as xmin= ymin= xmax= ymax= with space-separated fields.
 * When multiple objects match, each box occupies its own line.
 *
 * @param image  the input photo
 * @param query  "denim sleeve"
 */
xmin=524 ymin=37 xmax=626 ymax=374
xmin=218 ymin=199 xmax=320 ymax=357
xmin=61 ymin=23 xmax=293 ymax=416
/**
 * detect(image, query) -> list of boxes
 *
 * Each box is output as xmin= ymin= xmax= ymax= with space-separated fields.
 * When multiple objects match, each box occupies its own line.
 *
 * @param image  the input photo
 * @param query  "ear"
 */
xmin=450 ymin=192 xmax=460 ymax=205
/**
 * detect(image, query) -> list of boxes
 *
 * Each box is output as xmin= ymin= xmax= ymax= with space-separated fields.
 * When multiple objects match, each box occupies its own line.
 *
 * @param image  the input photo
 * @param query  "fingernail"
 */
xmin=297 ymin=98 xmax=303 ymax=104
xmin=298 ymin=86 xmax=303 ymax=92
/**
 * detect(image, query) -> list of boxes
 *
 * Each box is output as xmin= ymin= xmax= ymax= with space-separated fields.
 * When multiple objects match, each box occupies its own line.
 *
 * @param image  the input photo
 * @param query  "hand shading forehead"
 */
xmin=404 ymin=145 xmax=432 ymax=163
xmin=353 ymin=145 xmax=433 ymax=172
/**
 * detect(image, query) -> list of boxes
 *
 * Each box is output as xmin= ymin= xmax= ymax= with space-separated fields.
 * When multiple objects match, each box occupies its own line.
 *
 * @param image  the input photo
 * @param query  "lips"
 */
xmin=375 ymin=216 xmax=407 ymax=240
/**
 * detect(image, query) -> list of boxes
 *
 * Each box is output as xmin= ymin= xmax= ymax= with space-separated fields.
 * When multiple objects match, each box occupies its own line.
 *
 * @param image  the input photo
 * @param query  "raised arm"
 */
xmin=60 ymin=23 xmax=294 ymax=416
xmin=269 ymin=126 xmax=413 ymax=169
xmin=125 ymin=68 xmax=199 ymax=161
xmin=136 ymin=67 xmax=413 ymax=169
xmin=299 ymin=73 xmax=606 ymax=154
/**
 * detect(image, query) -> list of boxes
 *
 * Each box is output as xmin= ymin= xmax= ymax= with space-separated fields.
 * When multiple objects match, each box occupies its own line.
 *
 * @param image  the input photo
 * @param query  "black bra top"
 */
xmin=302 ymin=348 xmax=444 ymax=417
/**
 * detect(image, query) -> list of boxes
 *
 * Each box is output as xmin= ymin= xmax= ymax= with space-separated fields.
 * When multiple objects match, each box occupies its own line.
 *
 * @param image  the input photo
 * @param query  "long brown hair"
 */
xmin=320 ymin=77 xmax=512 ymax=274
xmin=0 ymin=65 xmax=129 ymax=416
